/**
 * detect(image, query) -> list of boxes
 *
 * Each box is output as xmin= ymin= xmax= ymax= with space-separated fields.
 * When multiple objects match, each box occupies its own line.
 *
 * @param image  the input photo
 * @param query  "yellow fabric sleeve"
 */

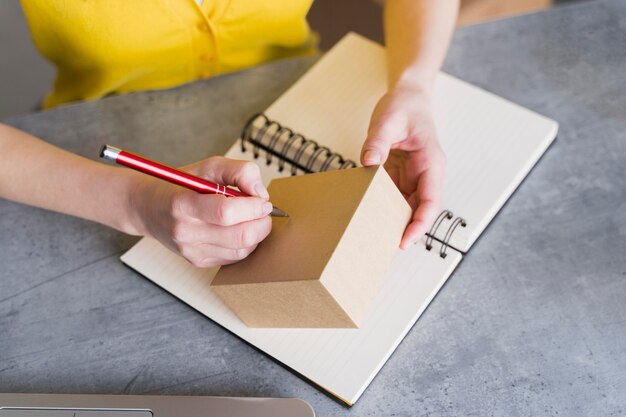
xmin=20 ymin=0 xmax=317 ymax=109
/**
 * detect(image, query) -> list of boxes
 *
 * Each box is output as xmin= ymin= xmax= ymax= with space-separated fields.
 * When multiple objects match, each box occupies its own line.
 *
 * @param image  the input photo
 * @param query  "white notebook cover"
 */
xmin=121 ymin=33 xmax=558 ymax=405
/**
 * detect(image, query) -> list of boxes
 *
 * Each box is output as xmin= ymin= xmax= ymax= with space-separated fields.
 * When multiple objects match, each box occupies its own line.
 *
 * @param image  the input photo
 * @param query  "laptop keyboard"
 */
xmin=0 ymin=410 xmax=151 ymax=416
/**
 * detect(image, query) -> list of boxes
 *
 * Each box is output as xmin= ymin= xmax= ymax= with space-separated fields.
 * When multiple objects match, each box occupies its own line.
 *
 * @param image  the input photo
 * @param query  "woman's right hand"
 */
xmin=127 ymin=156 xmax=273 ymax=268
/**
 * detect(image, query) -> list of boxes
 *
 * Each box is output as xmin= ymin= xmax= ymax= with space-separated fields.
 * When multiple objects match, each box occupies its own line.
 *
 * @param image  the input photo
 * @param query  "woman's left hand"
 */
xmin=361 ymin=84 xmax=446 ymax=249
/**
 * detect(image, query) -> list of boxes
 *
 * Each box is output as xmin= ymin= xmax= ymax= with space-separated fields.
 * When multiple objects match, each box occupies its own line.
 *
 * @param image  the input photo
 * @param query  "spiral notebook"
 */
xmin=121 ymin=33 xmax=558 ymax=405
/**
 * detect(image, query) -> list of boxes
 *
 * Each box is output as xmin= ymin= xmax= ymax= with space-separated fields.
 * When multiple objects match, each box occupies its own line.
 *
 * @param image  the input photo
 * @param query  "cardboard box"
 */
xmin=211 ymin=166 xmax=412 ymax=328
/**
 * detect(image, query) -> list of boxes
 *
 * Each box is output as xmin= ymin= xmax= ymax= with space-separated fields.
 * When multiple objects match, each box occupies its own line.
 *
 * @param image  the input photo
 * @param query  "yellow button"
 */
xmin=199 ymin=53 xmax=213 ymax=62
xmin=197 ymin=22 xmax=210 ymax=33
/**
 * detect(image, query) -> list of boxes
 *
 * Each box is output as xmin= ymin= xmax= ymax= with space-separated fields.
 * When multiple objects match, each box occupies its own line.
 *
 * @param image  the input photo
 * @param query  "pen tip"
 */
xmin=270 ymin=207 xmax=289 ymax=217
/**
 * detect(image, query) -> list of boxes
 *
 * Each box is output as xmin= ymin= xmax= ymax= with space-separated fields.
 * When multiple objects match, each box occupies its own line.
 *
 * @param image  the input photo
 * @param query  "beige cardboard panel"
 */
xmin=321 ymin=167 xmax=412 ymax=325
xmin=212 ymin=166 xmax=411 ymax=328
xmin=212 ymin=167 xmax=379 ymax=286
xmin=213 ymin=279 xmax=357 ymax=328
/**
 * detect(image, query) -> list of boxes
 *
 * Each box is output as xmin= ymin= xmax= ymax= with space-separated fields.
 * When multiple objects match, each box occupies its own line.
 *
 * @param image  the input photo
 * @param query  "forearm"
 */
xmin=384 ymin=0 xmax=459 ymax=93
xmin=0 ymin=123 xmax=142 ymax=235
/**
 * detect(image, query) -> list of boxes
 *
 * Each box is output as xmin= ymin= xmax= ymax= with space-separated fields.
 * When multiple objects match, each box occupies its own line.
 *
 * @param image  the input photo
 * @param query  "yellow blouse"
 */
xmin=20 ymin=0 xmax=317 ymax=109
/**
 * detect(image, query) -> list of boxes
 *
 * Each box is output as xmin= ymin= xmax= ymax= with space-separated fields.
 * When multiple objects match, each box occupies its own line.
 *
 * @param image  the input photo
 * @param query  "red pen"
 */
xmin=100 ymin=145 xmax=288 ymax=217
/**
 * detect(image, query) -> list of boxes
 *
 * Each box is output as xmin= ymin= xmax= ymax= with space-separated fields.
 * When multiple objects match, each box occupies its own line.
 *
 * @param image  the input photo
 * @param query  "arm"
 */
xmin=362 ymin=0 xmax=459 ymax=248
xmin=383 ymin=0 xmax=458 ymax=94
xmin=0 ymin=123 xmax=143 ymax=234
xmin=0 ymin=123 xmax=272 ymax=267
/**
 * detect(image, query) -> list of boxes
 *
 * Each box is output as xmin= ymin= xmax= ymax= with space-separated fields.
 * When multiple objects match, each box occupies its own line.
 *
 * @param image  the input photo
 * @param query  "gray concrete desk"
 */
xmin=1 ymin=1 xmax=625 ymax=416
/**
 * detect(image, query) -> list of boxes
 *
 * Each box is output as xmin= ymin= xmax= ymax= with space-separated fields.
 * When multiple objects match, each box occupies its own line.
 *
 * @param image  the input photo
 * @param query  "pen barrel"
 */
xmin=115 ymin=150 xmax=246 ymax=197
xmin=100 ymin=145 xmax=288 ymax=217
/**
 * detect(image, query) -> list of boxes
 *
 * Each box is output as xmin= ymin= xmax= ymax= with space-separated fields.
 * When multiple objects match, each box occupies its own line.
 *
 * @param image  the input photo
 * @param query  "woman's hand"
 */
xmin=0 ymin=124 xmax=271 ymax=266
xmin=128 ymin=156 xmax=273 ymax=267
xmin=361 ymin=85 xmax=446 ymax=249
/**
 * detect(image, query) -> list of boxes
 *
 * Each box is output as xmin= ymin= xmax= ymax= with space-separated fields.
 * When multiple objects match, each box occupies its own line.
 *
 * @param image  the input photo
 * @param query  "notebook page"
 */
xmin=121 ymin=235 xmax=460 ymax=405
xmin=263 ymin=33 xmax=386 ymax=165
xmin=432 ymin=76 xmax=557 ymax=251
xmin=263 ymin=33 xmax=558 ymax=252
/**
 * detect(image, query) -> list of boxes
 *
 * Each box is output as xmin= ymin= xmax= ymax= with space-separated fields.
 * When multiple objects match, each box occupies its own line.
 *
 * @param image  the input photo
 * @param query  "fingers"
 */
xmin=180 ymin=192 xmax=273 ymax=226
xmin=186 ymin=156 xmax=269 ymax=198
xmin=400 ymin=199 xmax=441 ymax=249
xmin=400 ymin=147 xmax=446 ymax=249
xmin=363 ymin=88 xmax=446 ymax=249
xmin=361 ymin=112 xmax=408 ymax=166
xmin=141 ymin=156 xmax=275 ymax=268
xmin=172 ymin=216 xmax=272 ymax=250
xmin=179 ymin=243 xmax=259 ymax=268
xmin=174 ymin=216 xmax=271 ymax=267
xmin=166 ymin=189 xmax=273 ymax=267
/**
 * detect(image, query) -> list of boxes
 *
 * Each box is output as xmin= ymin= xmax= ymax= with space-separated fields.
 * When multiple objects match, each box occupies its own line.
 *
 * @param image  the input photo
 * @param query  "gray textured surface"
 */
xmin=0 ymin=1 xmax=55 ymax=118
xmin=1 ymin=1 xmax=625 ymax=416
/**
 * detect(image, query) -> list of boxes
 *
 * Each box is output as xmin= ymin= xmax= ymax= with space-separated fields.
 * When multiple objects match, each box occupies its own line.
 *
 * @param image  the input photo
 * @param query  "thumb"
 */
xmin=361 ymin=113 xmax=406 ymax=166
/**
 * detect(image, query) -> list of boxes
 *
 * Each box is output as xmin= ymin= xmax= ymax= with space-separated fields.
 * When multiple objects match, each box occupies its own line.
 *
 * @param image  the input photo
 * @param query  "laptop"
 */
xmin=0 ymin=393 xmax=315 ymax=416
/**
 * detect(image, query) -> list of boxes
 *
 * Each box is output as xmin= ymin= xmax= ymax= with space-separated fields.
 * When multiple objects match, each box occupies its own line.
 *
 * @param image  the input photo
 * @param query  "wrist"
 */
xmin=117 ymin=171 xmax=152 ymax=237
xmin=390 ymin=69 xmax=436 ymax=99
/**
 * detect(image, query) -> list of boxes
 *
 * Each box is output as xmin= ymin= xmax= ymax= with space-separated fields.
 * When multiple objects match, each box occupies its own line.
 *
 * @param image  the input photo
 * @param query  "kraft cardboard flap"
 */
xmin=211 ymin=165 xmax=412 ymax=328
xmin=212 ymin=166 xmax=391 ymax=286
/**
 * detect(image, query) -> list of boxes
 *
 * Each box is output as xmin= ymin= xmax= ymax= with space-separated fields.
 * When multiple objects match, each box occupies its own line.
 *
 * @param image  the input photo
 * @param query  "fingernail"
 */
xmin=263 ymin=202 xmax=273 ymax=215
xmin=255 ymin=183 xmax=270 ymax=199
xmin=363 ymin=150 xmax=380 ymax=165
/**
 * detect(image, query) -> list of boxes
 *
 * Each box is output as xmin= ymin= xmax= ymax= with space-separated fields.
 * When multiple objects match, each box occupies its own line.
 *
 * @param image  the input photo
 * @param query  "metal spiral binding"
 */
xmin=425 ymin=210 xmax=467 ymax=258
xmin=425 ymin=210 xmax=453 ymax=251
xmin=240 ymin=113 xmax=357 ymax=175
xmin=439 ymin=216 xmax=467 ymax=259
